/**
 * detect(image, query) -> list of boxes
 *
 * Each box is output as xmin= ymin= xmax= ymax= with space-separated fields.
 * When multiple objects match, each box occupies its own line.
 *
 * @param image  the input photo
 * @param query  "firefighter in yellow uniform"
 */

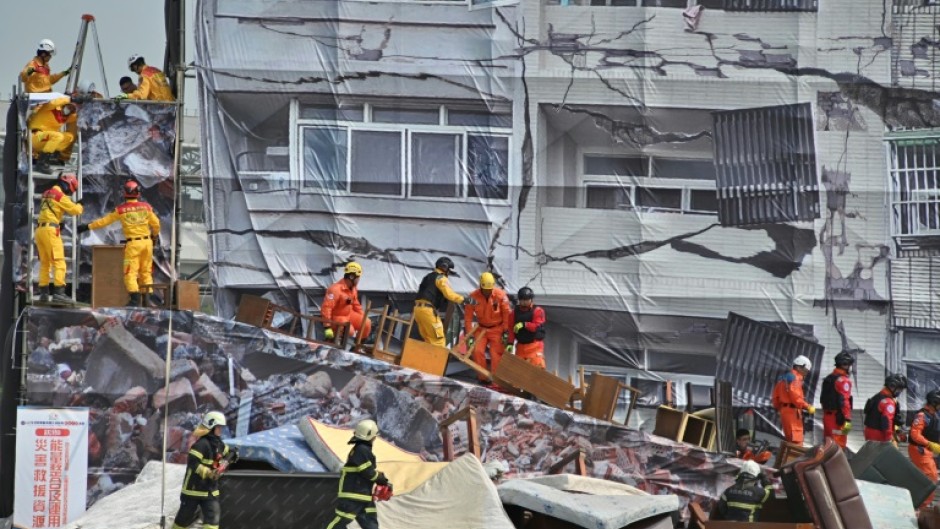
xmin=414 ymin=257 xmax=466 ymax=347
xmin=78 ymin=181 xmax=161 ymax=306
xmin=28 ymin=97 xmax=77 ymax=169
xmin=35 ymin=174 xmax=82 ymax=303
xmin=114 ymin=55 xmax=175 ymax=102
xmin=20 ymin=39 xmax=69 ymax=94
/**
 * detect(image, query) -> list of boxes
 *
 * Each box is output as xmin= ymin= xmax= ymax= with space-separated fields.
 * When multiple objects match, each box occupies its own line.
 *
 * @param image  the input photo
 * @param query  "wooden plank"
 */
xmin=447 ymin=326 xmax=492 ymax=380
xmin=92 ymin=245 xmax=128 ymax=308
xmin=372 ymin=349 xmax=400 ymax=365
xmin=175 ymin=280 xmax=200 ymax=310
xmin=493 ymin=353 xmax=576 ymax=409
xmin=235 ymin=294 xmax=273 ymax=328
xmin=581 ymin=372 xmax=622 ymax=421
xmin=400 ymin=338 xmax=450 ymax=376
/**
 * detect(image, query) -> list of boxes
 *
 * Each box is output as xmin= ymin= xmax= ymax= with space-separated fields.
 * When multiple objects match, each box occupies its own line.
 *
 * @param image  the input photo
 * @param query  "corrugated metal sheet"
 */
xmin=712 ymin=103 xmax=821 ymax=226
xmin=891 ymin=254 xmax=940 ymax=329
xmin=716 ymin=312 xmax=825 ymax=434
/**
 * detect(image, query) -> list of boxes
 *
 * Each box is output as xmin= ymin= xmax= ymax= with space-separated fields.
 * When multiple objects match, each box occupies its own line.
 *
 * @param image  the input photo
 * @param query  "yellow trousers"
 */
xmin=32 ymin=130 xmax=75 ymax=158
xmin=414 ymin=306 xmax=445 ymax=347
xmin=35 ymin=226 xmax=65 ymax=287
xmin=123 ymin=239 xmax=154 ymax=293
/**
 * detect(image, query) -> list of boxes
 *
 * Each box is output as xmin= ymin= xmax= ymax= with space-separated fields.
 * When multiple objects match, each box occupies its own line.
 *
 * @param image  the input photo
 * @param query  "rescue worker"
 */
xmin=119 ymin=76 xmax=137 ymax=95
xmin=507 ymin=286 xmax=547 ymax=369
xmin=714 ymin=461 xmax=774 ymax=522
xmin=863 ymin=373 xmax=908 ymax=443
xmin=34 ymin=173 xmax=82 ymax=303
xmin=735 ymin=429 xmax=771 ymax=464
xmin=909 ymin=389 xmax=940 ymax=510
xmin=78 ymin=180 xmax=161 ymax=307
xmin=771 ymin=355 xmax=815 ymax=445
xmin=115 ymin=55 xmax=174 ymax=102
xmin=20 ymin=39 xmax=69 ymax=93
xmin=324 ymin=419 xmax=392 ymax=529
xmin=820 ymin=351 xmax=855 ymax=449
xmin=28 ymin=96 xmax=77 ymax=172
xmin=464 ymin=272 xmax=512 ymax=380
xmin=322 ymin=262 xmax=372 ymax=343
xmin=414 ymin=257 xmax=465 ymax=347
xmin=172 ymin=411 xmax=235 ymax=529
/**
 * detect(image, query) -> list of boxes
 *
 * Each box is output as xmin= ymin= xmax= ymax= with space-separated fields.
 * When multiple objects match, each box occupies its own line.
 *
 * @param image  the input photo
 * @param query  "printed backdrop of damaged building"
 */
xmin=195 ymin=0 xmax=940 ymax=435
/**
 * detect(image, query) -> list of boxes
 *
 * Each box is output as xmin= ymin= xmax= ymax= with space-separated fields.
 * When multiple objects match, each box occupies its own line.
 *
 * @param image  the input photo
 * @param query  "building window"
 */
xmin=888 ymin=136 xmax=940 ymax=239
xmin=294 ymin=102 xmax=510 ymax=201
xmin=698 ymin=0 xmax=816 ymax=10
xmin=582 ymin=154 xmax=717 ymax=214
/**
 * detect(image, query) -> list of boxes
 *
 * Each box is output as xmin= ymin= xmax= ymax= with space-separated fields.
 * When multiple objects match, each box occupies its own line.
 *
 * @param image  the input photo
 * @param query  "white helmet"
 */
xmin=128 ymin=54 xmax=143 ymax=70
xmin=203 ymin=411 xmax=227 ymax=429
xmin=740 ymin=460 xmax=761 ymax=478
xmin=76 ymin=80 xmax=96 ymax=96
xmin=353 ymin=419 xmax=379 ymax=442
xmin=38 ymin=39 xmax=56 ymax=56
xmin=792 ymin=355 xmax=812 ymax=371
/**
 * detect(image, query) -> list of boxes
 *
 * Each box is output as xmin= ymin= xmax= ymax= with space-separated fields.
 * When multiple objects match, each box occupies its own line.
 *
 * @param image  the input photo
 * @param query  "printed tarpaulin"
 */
xmin=20 ymin=306 xmax=739 ymax=514
xmin=226 ymin=423 xmax=327 ymax=473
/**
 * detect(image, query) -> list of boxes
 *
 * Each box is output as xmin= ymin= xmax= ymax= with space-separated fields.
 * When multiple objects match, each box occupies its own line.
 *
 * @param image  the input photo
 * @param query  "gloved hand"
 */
xmin=26 ymin=67 xmax=36 ymax=76
xmin=841 ymin=421 xmax=852 ymax=434
xmin=505 ymin=344 xmax=514 ymax=354
xmin=806 ymin=405 xmax=816 ymax=415
xmin=76 ymin=224 xmax=89 ymax=234
xmin=376 ymin=472 xmax=389 ymax=486
xmin=463 ymin=296 xmax=476 ymax=306
xmin=514 ymin=322 xmax=524 ymax=333
xmin=61 ymin=69 xmax=71 ymax=76
xmin=501 ymin=331 xmax=510 ymax=345
xmin=230 ymin=447 xmax=239 ymax=463
xmin=929 ymin=442 xmax=940 ymax=455
xmin=209 ymin=468 xmax=222 ymax=481
xmin=466 ymin=336 xmax=475 ymax=349
xmin=324 ymin=328 xmax=335 ymax=340
xmin=113 ymin=93 xmax=129 ymax=101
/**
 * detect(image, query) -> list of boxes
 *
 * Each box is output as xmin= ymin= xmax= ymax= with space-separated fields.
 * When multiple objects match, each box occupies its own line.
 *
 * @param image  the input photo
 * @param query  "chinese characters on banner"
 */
xmin=14 ymin=408 xmax=89 ymax=529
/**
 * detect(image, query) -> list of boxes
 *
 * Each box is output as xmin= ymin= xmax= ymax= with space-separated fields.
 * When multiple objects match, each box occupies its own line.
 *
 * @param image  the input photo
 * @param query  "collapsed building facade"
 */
xmin=197 ymin=0 xmax=940 ymax=440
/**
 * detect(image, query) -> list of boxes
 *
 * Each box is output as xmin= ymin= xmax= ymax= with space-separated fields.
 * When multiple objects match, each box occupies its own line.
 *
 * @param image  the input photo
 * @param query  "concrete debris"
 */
xmin=113 ymin=386 xmax=148 ymax=414
xmin=86 ymin=324 xmax=166 ymax=397
xmin=195 ymin=373 xmax=230 ymax=409
xmin=153 ymin=378 xmax=197 ymax=414
xmin=299 ymin=370 xmax=332 ymax=398
xmin=169 ymin=358 xmax=200 ymax=383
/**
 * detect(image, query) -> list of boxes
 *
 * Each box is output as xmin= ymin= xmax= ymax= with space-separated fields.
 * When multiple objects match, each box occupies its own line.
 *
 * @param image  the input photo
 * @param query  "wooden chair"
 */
xmin=570 ymin=368 xmax=642 ymax=427
xmin=233 ymin=294 xmax=350 ymax=348
xmin=439 ymin=406 xmax=480 ymax=461
xmin=774 ymin=440 xmax=810 ymax=469
xmin=367 ymin=305 xmax=415 ymax=364
xmin=351 ymin=299 xmax=385 ymax=353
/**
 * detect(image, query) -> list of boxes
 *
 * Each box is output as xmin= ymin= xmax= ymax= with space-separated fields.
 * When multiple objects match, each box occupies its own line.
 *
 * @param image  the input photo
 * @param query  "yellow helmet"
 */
xmin=480 ymin=272 xmax=496 ymax=290
xmin=353 ymin=419 xmax=379 ymax=441
xmin=344 ymin=262 xmax=363 ymax=277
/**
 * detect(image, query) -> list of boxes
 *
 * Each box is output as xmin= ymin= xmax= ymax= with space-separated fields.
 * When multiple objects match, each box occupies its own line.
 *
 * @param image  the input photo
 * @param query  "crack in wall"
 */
xmin=549 ymin=104 xmax=711 ymax=147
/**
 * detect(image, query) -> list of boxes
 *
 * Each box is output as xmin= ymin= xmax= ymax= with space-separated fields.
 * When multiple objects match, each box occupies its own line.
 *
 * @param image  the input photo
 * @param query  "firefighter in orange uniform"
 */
xmin=414 ymin=257 xmax=464 ymax=347
xmin=507 ymin=287 xmax=547 ymax=369
xmin=79 ymin=181 xmax=161 ymax=306
xmin=322 ymin=262 xmax=372 ymax=343
xmin=863 ymin=374 xmax=908 ymax=443
xmin=909 ymin=390 xmax=940 ymax=510
xmin=20 ymin=39 xmax=69 ymax=93
xmin=735 ymin=429 xmax=772 ymax=464
xmin=771 ymin=355 xmax=815 ymax=445
xmin=34 ymin=174 xmax=83 ymax=303
xmin=114 ymin=55 xmax=175 ymax=102
xmin=464 ymin=272 xmax=512 ymax=380
xmin=820 ymin=351 xmax=855 ymax=449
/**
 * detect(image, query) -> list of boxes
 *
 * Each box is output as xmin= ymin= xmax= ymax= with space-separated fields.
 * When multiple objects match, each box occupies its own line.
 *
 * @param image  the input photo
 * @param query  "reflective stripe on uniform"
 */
xmin=343 ymin=461 xmax=372 ymax=472
xmin=337 ymin=492 xmax=373 ymax=502
xmin=365 ymin=507 xmax=377 ymax=513
xmin=189 ymin=449 xmax=214 ymax=465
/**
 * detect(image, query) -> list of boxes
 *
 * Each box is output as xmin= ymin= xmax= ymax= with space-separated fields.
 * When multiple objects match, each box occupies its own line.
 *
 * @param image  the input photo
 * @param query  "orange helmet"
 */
xmin=58 ymin=173 xmax=78 ymax=194
xmin=124 ymin=180 xmax=141 ymax=198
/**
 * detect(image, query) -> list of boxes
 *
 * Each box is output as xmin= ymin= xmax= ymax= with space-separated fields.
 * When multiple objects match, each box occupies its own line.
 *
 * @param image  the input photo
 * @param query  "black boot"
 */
xmin=127 ymin=292 xmax=142 ymax=307
xmin=32 ymin=157 xmax=51 ymax=174
xmin=51 ymin=286 xmax=70 ymax=303
xmin=38 ymin=285 xmax=50 ymax=303
xmin=43 ymin=153 xmax=65 ymax=167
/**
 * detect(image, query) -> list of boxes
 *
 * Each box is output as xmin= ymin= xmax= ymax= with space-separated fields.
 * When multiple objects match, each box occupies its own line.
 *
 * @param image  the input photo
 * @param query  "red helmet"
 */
xmin=124 ymin=180 xmax=141 ymax=198
xmin=58 ymin=173 xmax=78 ymax=194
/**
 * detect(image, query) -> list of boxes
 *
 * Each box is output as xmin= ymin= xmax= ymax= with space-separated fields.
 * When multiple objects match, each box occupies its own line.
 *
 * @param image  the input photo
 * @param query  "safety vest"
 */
xmin=416 ymin=271 xmax=448 ymax=312
xmin=863 ymin=391 xmax=895 ymax=430
xmin=919 ymin=408 xmax=940 ymax=444
xmin=513 ymin=307 xmax=545 ymax=344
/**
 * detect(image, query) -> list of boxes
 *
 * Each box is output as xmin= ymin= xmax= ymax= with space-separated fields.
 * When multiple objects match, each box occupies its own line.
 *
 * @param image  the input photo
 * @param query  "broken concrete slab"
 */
xmin=169 ymin=359 xmax=200 ymax=384
xmin=299 ymin=371 xmax=332 ymax=398
xmin=153 ymin=378 xmax=196 ymax=414
xmin=195 ymin=373 xmax=230 ymax=409
xmin=112 ymin=387 xmax=148 ymax=414
xmin=85 ymin=324 xmax=166 ymax=398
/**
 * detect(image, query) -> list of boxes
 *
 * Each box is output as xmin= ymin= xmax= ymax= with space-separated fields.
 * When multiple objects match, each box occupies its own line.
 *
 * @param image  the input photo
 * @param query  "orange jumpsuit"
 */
xmin=28 ymin=97 xmax=76 ymax=161
xmin=863 ymin=388 xmax=898 ymax=442
xmin=909 ymin=406 xmax=940 ymax=509
xmin=509 ymin=305 xmax=547 ymax=369
xmin=772 ymin=369 xmax=810 ymax=444
xmin=34 ymin=185 xmax=82 ymax=287
xmin=464 ymin=288 xmax=512 ymax=379
xmin=87 ymin=199 xmax=160 ymax=294
xmin=128 ymin=66 xmax=175 ymax=101
xmin=20 ymin=56 xmax=66 ymax=93
xmin=322 ymin=279 xmax=371 ymax=339
xmin=821 ymin=367 xmax=853 ymax=448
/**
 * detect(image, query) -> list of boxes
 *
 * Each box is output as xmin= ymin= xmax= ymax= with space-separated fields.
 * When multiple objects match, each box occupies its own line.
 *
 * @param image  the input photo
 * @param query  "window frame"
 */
xmin=292 ymin=100 xmax=512 ymax=203
xmin=886 ymin=134 xmax=940 ymax=240
xmin=579 ymin=150 xmax=718 ymax=215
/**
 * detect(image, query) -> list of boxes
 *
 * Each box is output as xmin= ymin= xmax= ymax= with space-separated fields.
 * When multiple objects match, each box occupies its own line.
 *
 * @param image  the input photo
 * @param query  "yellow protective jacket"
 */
xmin=28 ymin=97 xmax=75 ymax=133
xmin=88 ymin=199 xmax=160 ymax=239
xmin=20 ymin=57 xmax=66 ymax=93
xmin=37 ymin=185 xmax=82 ymax=224
xmin=128 ymin=66 xmax=175 ymax=101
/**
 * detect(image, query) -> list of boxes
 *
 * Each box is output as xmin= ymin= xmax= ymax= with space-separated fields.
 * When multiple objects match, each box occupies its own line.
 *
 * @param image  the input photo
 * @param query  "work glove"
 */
xmin=76 ymin=224 xmax=89 ymax=234
xmin=841 ymin=421 xmax=852 ymax=434
xmin=505 ymin=344 xmax=514 ymax=354
xmin=324 ymin=328 xmax=335 ymax=340
xmin=514 ymin=322 xmax=524 ymax=333
xmin=229 ymin=447 xmax=239 ymax=463
xmin=113 ymin=93 xmax=129 ymax=101
xmin=376 ymin=472 xmax=389 ymax=486
xmin=463 ymin=296 xmax=476 ymax=306
xmin=929 ymin=442 xmax=940 ymax=455
xmin=501 ymin=331 xmax=510 ymax=345
xmin=26 ymin=67 xmax=36 ymax=76
xmin=466 ymin=336 xmax=475 ymax=349
xmin=806 ymin=405 xmax=816 ymax=415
